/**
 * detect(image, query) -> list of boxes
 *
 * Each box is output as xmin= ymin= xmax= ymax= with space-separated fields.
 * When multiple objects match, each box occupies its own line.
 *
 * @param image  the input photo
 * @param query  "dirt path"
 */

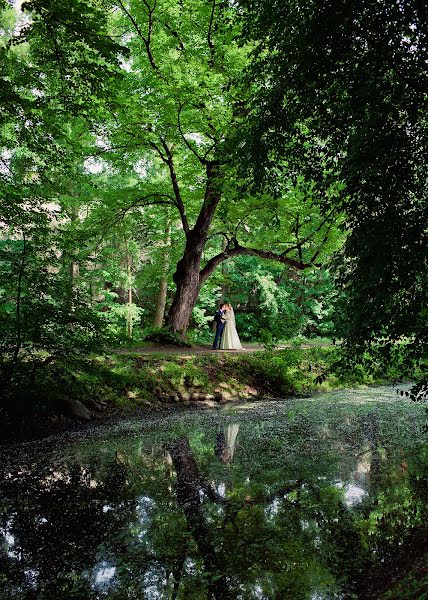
xmin=116 ymin=342 xmax=331 ymax=355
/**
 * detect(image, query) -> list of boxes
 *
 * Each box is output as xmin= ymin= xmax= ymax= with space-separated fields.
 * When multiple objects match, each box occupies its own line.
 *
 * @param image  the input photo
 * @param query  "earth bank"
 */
xmin=1 ymin=347 xmax=412 ymax=441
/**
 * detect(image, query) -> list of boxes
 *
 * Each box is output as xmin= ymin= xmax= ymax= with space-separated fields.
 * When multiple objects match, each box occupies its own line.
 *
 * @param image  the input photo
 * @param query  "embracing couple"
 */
xmin=212 ymin=302 xmax=242 ymax=350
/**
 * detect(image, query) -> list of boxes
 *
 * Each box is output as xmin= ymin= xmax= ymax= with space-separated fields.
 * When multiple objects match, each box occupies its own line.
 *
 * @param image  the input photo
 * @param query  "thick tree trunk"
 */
xmin=166 ymin=235 xmax=203 ymax=333
xmin=167 ymin=162 xmax=221 ymax=334
xmin=154 ymin=218 xmax=171 ymax=327
xmin=220 ymin=236 xmax=228 ymax=300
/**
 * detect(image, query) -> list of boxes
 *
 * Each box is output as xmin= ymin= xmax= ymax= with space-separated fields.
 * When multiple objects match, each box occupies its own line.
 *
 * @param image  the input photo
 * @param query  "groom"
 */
xmin=212 ymin=303 xmax=226 ymax=350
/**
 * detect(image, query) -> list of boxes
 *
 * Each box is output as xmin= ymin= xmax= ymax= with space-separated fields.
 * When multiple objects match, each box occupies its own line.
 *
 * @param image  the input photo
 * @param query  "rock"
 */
xmin=59 ymin=395 xmax=92 ymax=420
xmin=84 ymin=398 xmax=103 ymax=412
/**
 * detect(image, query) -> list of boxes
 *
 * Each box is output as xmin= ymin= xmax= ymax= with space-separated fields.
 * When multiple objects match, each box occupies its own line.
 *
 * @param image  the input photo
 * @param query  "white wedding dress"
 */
xmin=220 ymin=307 xmax=242 ymax=350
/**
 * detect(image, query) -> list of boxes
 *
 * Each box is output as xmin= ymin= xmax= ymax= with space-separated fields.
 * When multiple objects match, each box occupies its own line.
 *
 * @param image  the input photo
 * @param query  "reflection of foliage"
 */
xmin=1 ymin=395 xmax=427 ymax=598
xmin=0 ymin=459 xmax=134 ymax=600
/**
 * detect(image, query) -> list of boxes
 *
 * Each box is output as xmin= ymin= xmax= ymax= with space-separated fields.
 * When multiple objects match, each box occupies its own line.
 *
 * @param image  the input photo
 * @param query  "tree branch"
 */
xmin=283 ymin=211 xmax=335 ymax=256
xmin=159 ymin=138 xmax=190 ymax=233
xmin=177 ymin=104 xmax=206 ymax=164
xmin=202 ymin=140 xmax=218 ymax=162
xmin=309 ymin=229 xmax=332 ymax=264
xmin=163 ymin=20 xmax=185 ymax=53
xmin=116 ymin=193 xmax=175 ymax=218
xmin=148 ymin=140 xmax=168 ymax=163
xmin=199 ymin=241 xmax=313 ymax=283
xmin=90 ymin=143 xmax=142 ymax=156
xmin=117 ymin=0 xmax=161 ymax=75
xmin=207 ymin=0 xmax=216 ymax=67
xmin=97 ymin=195 xmax=176 ymax=247
xmin=205 ymin=231 xmax=230 ymax=243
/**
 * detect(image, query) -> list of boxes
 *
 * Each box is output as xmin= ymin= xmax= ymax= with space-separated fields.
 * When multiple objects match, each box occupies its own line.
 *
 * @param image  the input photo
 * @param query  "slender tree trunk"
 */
xmin=126 ymin=289 xmax=133 ymax=338
xmin=12 ymin=233 xmax=26 ymax=367
xmin=154 ymin=218 xmax=171 ymax=327
xmin=154 ymin=274 xmax=168 ymax=328
xmin=126 ymin=250 xmax=133 ymax=338
xmin=69 ymin=205 xmax=79 ymax=290
xmin=70 ymin=261 xmax=79 ymax=286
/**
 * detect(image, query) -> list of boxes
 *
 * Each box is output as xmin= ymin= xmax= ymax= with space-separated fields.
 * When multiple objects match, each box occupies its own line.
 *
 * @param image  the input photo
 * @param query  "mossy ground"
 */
xmin=51 ymin=346 xmax=408 ymax=410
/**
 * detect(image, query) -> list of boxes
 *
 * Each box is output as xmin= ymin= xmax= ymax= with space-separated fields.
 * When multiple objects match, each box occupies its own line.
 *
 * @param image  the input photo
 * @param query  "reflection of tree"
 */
xmin=166 ymin=434 xmax=311 ymax=598
xmin=167 ymin=437 xmax=233 ymax=599
xmin=1 ymin=404 xmax=427 ymax=600
xmin=360 ymin=412 xmax=382 ymax=496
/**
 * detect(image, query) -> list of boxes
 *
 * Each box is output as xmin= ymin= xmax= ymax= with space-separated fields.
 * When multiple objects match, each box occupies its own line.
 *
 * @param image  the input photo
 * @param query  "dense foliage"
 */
xmin=0 ymin=0 xmax=124 ymax=394
xmin=239 ymin=0 xmax=427 ymax=373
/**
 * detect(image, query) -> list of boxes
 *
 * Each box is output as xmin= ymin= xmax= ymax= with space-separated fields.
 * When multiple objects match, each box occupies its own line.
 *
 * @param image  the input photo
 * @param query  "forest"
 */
xmin=0 ymin=0 xmax=428 ymax=422
xmin=1 ymin=0 xmax=425 ymax=400
xmin=1 ymin=1 xmax=427 ymax=598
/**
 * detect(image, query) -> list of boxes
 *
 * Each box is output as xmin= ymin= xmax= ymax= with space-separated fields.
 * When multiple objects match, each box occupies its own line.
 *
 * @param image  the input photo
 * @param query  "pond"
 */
xmin=1 ymin=386 xmax=427 ymax=599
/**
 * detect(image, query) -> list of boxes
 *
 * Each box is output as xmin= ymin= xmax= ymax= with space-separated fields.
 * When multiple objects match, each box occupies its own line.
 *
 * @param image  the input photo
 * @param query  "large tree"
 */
xmin=95 ymin=0 xmax=340 ymax=332
xmin=42 ymin=0 xmax=339 ymax=334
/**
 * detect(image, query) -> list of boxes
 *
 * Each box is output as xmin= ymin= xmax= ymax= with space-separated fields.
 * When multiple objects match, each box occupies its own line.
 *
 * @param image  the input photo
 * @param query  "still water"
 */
xmin=1 ymin=387 xmax=427 ymax=599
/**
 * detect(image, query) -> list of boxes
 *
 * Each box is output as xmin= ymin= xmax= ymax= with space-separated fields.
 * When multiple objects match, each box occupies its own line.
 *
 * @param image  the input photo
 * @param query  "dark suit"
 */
xmin=212 ymin=310 xmax=225 ymax=349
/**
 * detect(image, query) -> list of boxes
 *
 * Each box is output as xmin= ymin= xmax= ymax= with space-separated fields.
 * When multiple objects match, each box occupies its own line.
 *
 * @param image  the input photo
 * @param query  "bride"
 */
xmin=220 ymin=303 xmax=242 ymax=350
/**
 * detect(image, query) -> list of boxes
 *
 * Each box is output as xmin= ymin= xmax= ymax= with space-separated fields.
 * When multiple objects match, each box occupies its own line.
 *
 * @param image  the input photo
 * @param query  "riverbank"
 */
xmin=0 ymin=347 xmax=412 ymax=441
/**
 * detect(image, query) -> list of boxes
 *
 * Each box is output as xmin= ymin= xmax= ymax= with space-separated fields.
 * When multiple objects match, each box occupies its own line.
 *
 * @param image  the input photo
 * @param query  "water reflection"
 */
xmin=0 ymin=393 xmax=427 ymax=599
xmin=215 ymin=424 xmax=240 ymax=464
xmin=93 ymin=561 xmax=116 ymax=587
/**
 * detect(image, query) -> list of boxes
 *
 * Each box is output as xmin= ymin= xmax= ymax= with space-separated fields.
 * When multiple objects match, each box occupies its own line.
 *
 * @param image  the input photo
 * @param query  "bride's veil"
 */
xmin=229 ymin=304 xmax=236 ymax=328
